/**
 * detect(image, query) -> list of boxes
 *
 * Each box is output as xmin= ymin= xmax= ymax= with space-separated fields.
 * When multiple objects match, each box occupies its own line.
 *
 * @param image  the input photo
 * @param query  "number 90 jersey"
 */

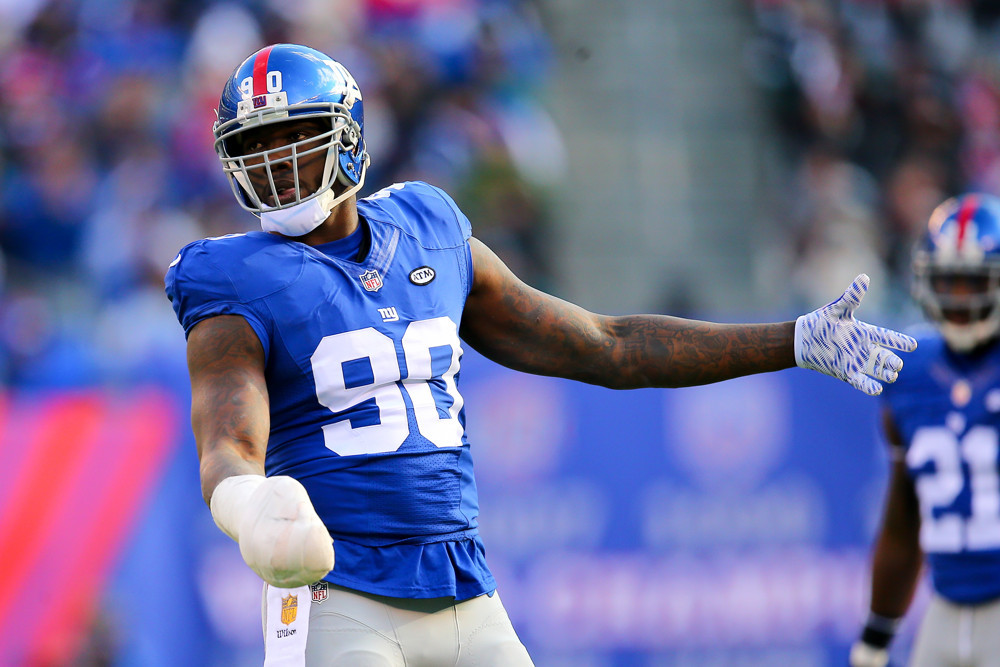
xmin=882 ymin=329 xmax=1000 ymax=604
xmin=165 ymin=182 xmax=495 ymax=600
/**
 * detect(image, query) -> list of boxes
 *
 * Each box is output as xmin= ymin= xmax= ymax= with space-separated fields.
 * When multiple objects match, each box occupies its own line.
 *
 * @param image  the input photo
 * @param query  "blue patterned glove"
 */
xmin=794 ymin=274 xmax=917 ymax=396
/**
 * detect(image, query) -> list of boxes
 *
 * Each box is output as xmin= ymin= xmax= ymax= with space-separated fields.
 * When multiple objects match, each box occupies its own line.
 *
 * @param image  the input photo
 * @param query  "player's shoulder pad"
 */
xmin=359 ymin=181 xmax=472 ymax=249
xmin=880 ymin=322 xmax=942 ymax=400
xmin=904 ymin=324 xmax=945 ymax=367
xmin=165 ymin=232 xmax=306 ymax=306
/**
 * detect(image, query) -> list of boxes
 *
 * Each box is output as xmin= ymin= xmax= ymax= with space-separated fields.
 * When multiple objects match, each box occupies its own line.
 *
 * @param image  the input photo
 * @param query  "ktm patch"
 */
xmin=409 ymin=266 xmax=435 ymax=285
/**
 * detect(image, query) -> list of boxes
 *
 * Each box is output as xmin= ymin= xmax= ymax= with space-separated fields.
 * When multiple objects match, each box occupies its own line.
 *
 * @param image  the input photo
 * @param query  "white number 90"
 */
xmin=310 ymin=318 xmax=465 ymax=456
xmin=238 ymin=71 xmax=284 ymax=99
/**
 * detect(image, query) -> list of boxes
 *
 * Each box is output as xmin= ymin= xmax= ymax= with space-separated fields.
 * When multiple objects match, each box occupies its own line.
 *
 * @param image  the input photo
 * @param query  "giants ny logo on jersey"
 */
xmin=360 ymin=269 xmax=383 ymax=292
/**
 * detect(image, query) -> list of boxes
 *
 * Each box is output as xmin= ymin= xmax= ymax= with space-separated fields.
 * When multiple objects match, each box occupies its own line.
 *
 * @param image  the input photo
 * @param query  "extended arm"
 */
xmin=187 ymin=315 xmax=333 ymax=588
xmin=188 ymin=315 xmax=270 ymax=502
xmin=461 ymin=238 xmax=914 ymax=393
xmin=851 ymin=409 xmax=923 ymax=666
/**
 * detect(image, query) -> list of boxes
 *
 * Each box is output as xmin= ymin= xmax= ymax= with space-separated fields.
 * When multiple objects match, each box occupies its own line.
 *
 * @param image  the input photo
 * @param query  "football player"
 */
xmin=851 ymin=193 xmax=1000 ymax=667
xmin=166 ymin=43 xmax=916 ymax=666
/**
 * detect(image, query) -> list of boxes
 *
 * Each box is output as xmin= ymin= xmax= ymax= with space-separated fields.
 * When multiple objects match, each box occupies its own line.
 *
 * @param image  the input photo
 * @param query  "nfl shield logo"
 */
xmin=280 ymin=594 xmax=298 ymax=626
xmin=310 ymin=581 xmax=328 ymax=604
xmin=360 ymin=269 xmax=383 ymax=292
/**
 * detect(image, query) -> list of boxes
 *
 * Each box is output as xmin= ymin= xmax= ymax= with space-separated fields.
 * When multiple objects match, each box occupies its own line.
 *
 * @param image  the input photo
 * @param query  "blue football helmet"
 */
xmin=213 ymin=44 xmax=369 ymax=223
xmin=913 ymin=193 xmax=1000 ymax=351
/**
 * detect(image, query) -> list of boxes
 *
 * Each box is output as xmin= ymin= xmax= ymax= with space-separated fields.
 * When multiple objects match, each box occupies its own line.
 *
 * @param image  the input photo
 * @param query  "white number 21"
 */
xmin=909 ymin=425 xmax=1000 ymax=552
xmin=309 ymin=317 xmax=464 ymax=456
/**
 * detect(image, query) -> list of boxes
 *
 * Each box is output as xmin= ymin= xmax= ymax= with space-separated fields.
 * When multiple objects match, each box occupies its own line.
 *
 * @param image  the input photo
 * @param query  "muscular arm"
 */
xmin=460 ymin=237 xmax=795 ymax=389
xmin=187 ymin=315 xmax=270 ymax=504
xmin=868 ymin=408 xmax=923 ymax=618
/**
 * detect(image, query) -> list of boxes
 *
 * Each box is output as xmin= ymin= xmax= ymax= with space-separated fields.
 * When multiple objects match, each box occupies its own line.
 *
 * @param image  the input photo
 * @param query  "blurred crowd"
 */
xmin=0 ymin=0 xmax=559 ymax=388
xmin=746 ymin=0 xmax=1000 ymax=316
xmin=9 ymin=0 xmax=996 ymax=389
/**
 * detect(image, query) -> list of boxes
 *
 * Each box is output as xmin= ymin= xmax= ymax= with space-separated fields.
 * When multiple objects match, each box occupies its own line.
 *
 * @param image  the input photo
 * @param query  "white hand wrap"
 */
xmin=210 ymin=474 xmax=335 ymax=588
xmin=849 ymin=641 xmax=890 ymax=667
xmin=794 ymin=274 xmax=917 ymax=396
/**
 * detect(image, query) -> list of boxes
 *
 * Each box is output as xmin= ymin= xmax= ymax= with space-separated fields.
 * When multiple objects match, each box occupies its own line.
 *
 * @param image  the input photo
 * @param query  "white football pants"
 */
xmin=262 ymin=582 xmax=534 ymax=666
xmin=909 ymin=593 xmax=1000 ymax=667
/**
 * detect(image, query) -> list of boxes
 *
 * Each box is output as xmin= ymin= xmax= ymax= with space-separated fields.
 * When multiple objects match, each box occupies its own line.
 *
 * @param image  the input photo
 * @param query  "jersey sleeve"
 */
xmin=164 ymin=241 xmax=272 ymax=359
xmin=361 ymin=181 xmax=475 ymax=296
xmin=418 ymin=183 xmax=474 ymax=299
xmin=422 ymin=182 xmax=473 ymax=242
xmin=363 ymin=181 xmax=473 ymax=246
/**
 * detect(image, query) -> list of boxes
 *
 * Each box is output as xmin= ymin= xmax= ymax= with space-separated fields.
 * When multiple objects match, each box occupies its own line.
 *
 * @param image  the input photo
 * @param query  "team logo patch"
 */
xmin=310 ymin=581 xmax=329 ymax=604
xmin=360 ymin=269 xmax=383 ymax=292
xmin=952 ymin=379 xmax=972 ymax=408
xmin=280 ymin=594 xmax=298 ymax=625
xmin=252 ymin=95 xmax=267 ymax=109
xmin=409 ymin=266 xmax=435 ymax=285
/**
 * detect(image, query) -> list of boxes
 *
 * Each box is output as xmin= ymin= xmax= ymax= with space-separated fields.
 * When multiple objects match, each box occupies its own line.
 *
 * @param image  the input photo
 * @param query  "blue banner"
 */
xmin=46 ymin=351 xmax=927 ymax=666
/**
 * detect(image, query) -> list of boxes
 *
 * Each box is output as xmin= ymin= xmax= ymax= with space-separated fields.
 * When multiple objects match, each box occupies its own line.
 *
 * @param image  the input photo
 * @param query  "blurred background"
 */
xmin=0 ymin=0 xmax=993 ymax=664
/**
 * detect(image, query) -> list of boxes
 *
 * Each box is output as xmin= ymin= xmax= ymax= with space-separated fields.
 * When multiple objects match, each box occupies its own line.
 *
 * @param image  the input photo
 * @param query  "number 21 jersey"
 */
xmin=165 ymin=181 xmax=494 ymax=600
xmin=883 ymin=331 xmax=1000 ymax=604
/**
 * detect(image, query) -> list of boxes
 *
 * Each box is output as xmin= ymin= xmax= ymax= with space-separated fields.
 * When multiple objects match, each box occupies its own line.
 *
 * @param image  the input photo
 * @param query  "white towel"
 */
xmin=263 ymin=584 xmax=310 ymax=666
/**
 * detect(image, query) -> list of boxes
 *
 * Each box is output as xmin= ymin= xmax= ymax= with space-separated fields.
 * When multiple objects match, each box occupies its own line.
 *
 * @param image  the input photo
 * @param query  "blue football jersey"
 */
xmin=165 ymin=181 xmax=495 ymax=600
xmin=882 ymin=328 xmax=1000 ymax=603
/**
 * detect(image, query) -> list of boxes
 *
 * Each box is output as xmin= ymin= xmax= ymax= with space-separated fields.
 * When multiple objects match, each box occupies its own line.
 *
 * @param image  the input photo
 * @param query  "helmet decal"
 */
xmin=323 ymin=59 xmax=362 ymax=109
xmin=956 ymin=194 xmax=975 ymax=253
xmin=249 ymin=44 xmax=276 ymax=97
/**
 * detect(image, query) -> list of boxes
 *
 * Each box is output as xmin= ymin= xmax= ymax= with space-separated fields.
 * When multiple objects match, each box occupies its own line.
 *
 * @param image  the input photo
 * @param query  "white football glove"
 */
xmin=849 ymin=641 xmax=890 ymax=667
xmin=795 ymin=274 xmax=917 ymax=396
xmin=210 ymin=474 xmax=334 ymax=588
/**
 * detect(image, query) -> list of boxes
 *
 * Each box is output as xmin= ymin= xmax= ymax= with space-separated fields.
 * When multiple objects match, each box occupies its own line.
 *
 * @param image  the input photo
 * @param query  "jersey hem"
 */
xmin=322 ymin=573 xmax=497 ymax=602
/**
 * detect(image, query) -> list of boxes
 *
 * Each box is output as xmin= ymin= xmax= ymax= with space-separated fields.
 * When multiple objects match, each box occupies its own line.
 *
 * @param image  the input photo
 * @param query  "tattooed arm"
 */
xmin=187 ymin=314 xmax=270 ymax=504
xmin=186 ymin=314 xmax=334 ymax=586
xmin=460 ymin=238 xmax=796 ymax=389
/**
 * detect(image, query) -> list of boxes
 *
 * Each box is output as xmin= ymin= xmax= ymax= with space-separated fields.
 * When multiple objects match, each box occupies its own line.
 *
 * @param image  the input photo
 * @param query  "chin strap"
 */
xmin=261 ymin=189 xmax=337 ymax=237
xmin=940 ymin=317 xmax=1000 ymax=352
xmin=258 ymin=154 xmax=368 ymax=238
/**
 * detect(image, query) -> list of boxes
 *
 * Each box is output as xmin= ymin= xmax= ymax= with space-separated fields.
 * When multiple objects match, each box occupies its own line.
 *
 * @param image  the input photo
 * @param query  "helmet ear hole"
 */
xmin=339 ymin=122 xmax=359 ymax=151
